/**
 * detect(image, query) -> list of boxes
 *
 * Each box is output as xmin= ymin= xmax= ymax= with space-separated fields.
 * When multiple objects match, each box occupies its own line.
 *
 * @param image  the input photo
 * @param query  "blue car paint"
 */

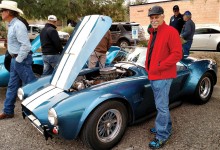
xmin=52 ymin=74 xmax=147 ymax=139
xmin=0 ymin=55 xmax=9 ymax=86
xmin=180 ymin=58 xmax=218 ymax=96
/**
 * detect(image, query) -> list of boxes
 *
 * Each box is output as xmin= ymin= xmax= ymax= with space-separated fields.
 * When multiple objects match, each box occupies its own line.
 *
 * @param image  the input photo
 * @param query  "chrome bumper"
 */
xmin=23 ymin=112 xmax=53 ymax=140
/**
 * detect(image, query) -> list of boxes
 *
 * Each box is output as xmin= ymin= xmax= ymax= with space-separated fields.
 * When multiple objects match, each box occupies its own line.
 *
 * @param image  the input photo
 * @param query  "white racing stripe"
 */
xmin=26 ymin=87 xmax=63 ymax=111
xmin=69 ymin=15 xmax=99 ymax=54
xmin=51 ymin=15 xmax=100 ymax=89
xmin=51 ymin=16 xmax=91 ymax=86
xmin=65 ymin=16 xmax=90 ymax=53
xmin=51 ymin=54 xmax=69 ymax=86
xmin=22 ymin=85 xmax=55 ymax=106
xmin=56 ymin=54 xmax=76 ymax=88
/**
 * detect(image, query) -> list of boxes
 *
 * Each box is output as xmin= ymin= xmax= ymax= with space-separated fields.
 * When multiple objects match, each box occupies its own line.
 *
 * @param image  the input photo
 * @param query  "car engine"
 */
xmin=69 ymin=66 xmax=134 ymax=92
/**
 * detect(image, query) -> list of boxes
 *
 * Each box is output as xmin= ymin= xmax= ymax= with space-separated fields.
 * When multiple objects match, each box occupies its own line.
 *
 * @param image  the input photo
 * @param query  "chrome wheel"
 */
xmin=193 ymin=72 xmax=214 ymax=104
xmin=199 ymin=77 xmax=211 ymax=99
xmin=96 ymin=109 xmax=122 ymax=143
xmin=81 ymin=101 xmax=127 ymax=149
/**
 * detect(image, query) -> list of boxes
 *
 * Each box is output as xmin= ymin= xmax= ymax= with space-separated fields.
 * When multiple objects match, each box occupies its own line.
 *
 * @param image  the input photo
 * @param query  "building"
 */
xmin=129 ymin=0 xmax=220 ymax=34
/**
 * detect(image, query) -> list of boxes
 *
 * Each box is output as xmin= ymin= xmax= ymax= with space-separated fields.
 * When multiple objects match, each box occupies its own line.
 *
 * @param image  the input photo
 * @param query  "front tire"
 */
xmin=193 ymin=72 xmax=214 ymax=104
xmin=81 ymin=101 xmax=128 ymax=150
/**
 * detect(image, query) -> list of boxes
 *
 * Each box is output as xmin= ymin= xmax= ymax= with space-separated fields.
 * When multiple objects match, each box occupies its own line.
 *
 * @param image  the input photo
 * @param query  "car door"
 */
xmin=192 ymin=28 xmax=209 ymax=50
xmin=206 ymin=28 xmax=220 ymax=50
xmin=169 ymin=62 xmax=190 ymax=103
xmin=139 ymin=62 xmax=190 ymax=117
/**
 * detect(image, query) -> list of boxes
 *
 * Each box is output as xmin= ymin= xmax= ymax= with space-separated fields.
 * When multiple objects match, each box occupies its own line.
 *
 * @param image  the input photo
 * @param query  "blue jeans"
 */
xmin=3 ymin=54 xmax=36 ymax=115
xmin=42 ymin=55 xmax=60 ymax=76
xmin=182 ymin=40 xmax=192 ymax=57
xmin=150 ymin=79 xmax=173 ymax=140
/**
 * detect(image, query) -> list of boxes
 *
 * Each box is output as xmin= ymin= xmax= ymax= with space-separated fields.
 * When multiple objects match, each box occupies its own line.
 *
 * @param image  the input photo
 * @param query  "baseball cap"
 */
xmin=48 ymin=15 xmax=57 ymax=21
xmin=148 ymin=5 xmax=164 ymax=16
xmin=183 ymin=11 xmax=192 ymax=16
xmin=173 ymin=5 xmax=179 ymax=11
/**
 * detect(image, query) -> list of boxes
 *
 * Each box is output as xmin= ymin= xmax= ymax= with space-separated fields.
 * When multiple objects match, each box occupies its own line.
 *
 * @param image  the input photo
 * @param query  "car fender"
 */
xmin=181 ymin=59 xmax=217 ymax=96
xmin=21 ymin=75 xmax=52 ymax=99
xmin=54 ymin=91 xmax=130 ymax=140
xmin=77 ymin=92 xmax=129 ymax=134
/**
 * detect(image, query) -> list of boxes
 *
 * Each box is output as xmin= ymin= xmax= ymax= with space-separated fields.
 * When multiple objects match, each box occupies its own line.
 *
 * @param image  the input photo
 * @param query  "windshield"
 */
xmin=111 ymin=47 xmax=147 ymax=68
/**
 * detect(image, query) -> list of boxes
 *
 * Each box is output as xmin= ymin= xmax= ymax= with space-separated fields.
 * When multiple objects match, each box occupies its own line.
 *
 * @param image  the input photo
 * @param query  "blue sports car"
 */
xmin=18 ymin=15 xmax=217 ymax=150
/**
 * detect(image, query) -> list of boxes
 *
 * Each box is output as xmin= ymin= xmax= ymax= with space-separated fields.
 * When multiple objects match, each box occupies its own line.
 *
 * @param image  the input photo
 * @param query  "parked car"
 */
xmin=18 ymin=15 xmax=217 ymax=150
xmin=28 ymin=24 xmax=44 ymax=41
xmin=110 ymin=22 xmax=146 ymax=47
xmin=28 ymin=24 xmax=70 ymax=45
xmin=191 ymin=26 xmax=220 ymax=51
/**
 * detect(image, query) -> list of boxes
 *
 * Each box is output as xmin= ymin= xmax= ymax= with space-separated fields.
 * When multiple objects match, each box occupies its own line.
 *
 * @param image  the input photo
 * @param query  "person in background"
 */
xmin=40 ymin=15 xmax=63 ymax=76
xmin=180 ymin=11 xmax=195 ymax=57
xmin=0 ymin=0 xmax=36 ymax=119
xmin=146 ymin=5 xmax=182 ymax=149
xmin=89 ymin=30 xmax=112 ymax=68
xmin=169 ymin=5 xmax=185 ymax=35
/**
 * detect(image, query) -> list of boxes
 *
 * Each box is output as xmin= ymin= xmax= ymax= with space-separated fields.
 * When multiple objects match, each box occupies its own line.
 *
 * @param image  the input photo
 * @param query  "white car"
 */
xmin=191 ymin=26 xmax=220 ymax=52
xmin=28 ymin=24 xmax=70 ymax=45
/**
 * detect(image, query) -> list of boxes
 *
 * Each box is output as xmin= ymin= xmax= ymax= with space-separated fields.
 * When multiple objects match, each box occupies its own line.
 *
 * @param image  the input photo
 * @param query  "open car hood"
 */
xmin=51 ymin=15 xmax=112 ymax=90
xmin=22 ymin=15 xmax=112 ymax=113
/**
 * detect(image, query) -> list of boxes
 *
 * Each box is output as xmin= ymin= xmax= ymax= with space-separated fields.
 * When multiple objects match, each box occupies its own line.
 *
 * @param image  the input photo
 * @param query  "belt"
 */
xmin=11 ymin=54 xmax=18 ymax=58
xmin=10 ymin=51 xmax=33 ymax=58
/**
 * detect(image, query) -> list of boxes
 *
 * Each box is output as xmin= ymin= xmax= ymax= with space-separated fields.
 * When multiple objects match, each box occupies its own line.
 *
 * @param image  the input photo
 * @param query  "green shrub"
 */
xmin=0 ymin=22 xmax=7 ymax=39
xmin=61 ymin=26 xmax=74 ymax=35
xmin=137 ymin=40 xmax=148 ymax=47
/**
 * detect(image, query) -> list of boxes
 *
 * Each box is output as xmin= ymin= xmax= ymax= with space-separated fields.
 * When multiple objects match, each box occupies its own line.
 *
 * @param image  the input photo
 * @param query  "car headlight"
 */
xmin=17 ymin=88 xmax=24 ymax=100
xmin=48 ymin=108 xmax=58 ymax=126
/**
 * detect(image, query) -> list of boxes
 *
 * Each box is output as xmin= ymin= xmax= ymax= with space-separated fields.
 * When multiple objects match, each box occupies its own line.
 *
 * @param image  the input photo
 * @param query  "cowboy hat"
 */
xmin=0 ymin=0 xmax=23 ymax=14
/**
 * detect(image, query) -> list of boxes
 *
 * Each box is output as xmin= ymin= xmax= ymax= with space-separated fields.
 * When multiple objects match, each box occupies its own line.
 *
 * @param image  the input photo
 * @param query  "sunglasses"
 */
xmin=0 ymin=9 xmax=8 ymax=13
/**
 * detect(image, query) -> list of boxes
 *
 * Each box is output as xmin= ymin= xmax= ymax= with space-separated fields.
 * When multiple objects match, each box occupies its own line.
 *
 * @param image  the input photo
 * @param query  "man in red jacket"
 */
xmin=145 ymin=6 xmax=182 ymax=149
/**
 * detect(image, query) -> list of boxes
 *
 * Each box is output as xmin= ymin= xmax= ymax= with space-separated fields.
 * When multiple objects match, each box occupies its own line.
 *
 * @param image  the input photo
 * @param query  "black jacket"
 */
xmin=169 ymin=13 xmax=185 ymax=35
xmin=40 ymin=23 xmax=63 ymax=55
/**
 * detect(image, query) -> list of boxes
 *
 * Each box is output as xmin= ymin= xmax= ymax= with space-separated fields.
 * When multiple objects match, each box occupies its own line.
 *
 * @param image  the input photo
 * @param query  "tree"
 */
xmin=16 ymin=0 xmax=127 ymax=22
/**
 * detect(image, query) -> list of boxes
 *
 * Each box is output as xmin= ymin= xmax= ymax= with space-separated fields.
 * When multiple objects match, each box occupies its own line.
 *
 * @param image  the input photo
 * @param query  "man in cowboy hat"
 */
xmin=0 ymin=0 xmax=36 ymax=119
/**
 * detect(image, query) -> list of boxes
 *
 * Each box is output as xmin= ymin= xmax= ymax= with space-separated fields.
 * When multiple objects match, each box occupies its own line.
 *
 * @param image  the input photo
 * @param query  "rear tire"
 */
xmin=193 ymin=72 xmax=214 ymax=104
xmin=118 ymin=39 xmax=130 ymax=47
xmin=217 ymin=43 xmax=220 ymax=52
xmin=80 ymin=101 xmax=128 ymax=150
xmin=32 ymin=66 xmax=43 ymax=78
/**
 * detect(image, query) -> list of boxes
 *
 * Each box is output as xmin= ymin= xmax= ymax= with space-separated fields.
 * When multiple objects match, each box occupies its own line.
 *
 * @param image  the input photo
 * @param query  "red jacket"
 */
xmin=145 ymin=22 xmax=182 ymax=80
